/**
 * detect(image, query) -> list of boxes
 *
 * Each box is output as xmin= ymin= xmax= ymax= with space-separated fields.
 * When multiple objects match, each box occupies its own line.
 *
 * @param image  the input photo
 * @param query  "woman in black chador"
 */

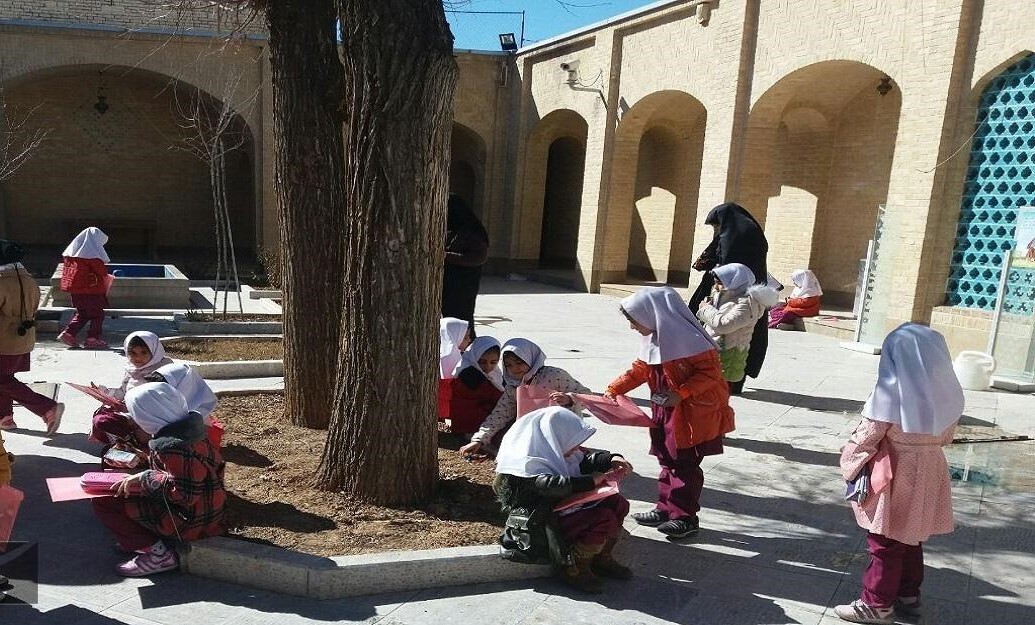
xmin=443 ymin=194 xmax=489 ymax=328
xmin=687 ymin=202 xmax=769 ymax=394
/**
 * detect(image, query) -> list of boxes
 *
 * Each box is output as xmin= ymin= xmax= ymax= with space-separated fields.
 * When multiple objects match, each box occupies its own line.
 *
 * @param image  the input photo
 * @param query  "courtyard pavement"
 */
xmin=2 ymin=277 xmax=1033 ymax=624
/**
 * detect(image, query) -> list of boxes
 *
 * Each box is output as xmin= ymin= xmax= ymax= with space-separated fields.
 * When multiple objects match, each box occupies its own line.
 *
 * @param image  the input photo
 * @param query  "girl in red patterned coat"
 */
xmin=58 ymin=227 xmax=111 ymax=349
xmin=94 ymin=382 xmax=226 ymax=577
xmin=449 ymin=336 xmax=504 ymax=436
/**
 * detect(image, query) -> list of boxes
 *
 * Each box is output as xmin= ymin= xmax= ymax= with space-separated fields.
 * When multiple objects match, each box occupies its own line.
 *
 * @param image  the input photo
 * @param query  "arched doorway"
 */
xmin=449 ymin=123 xmax=486 ymax=217
xmin=0 ymin=64 xmax=256 ymax=257
xmin=739 ymin=61 xmax=902 ymax=304
xmin=516 ymin=109 xmax=589 ymax=269
xmin=607 ymin=91 xmax=707 ymax=285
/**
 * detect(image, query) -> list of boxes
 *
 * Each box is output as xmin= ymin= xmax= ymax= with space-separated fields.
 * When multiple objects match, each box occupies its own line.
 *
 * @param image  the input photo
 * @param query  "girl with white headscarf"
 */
xmin=459 ymin=338 xmax=591 ymax=457
xmin=146 ymin=362 xmax=218 ymax=422
xmin=439 ymin=317 xmax=472 ymax=379
xmin=606 ymin=286 xmax=734 ymax=540
xmin=768 ymin=269 xmax=824 ymax=331
xmin=696 ymin=263 xmax=779 ymax=392
xmin=93 ymin=383 xmax=226 ymax=578
xmin=447 ymin=336 xmax=504 ymax=435
xmin=834 ymin=324 xmax=963 ymax=624
xmin=494 ymin=407 xmax=633 ymax=593
xmin=90 ymin=331 xmax=174 ymax=447
xmin=58 ymin=227 xmax=112 ymax=350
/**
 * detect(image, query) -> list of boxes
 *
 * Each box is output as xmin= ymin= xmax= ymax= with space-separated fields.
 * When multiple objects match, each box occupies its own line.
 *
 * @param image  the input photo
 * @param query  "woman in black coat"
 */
xmin=443 ymin=194 xmax=489 ymax=327
xmin=687 ymin=203 xmax=769 ymax=394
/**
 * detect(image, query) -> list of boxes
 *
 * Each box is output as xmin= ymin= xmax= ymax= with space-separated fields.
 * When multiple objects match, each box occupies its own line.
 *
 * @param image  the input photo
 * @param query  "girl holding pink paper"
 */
xmin=834 ymin=324 xmax=962 ymax=624
xmin=495 ymin=406 xmax=632 ymax=594
xmin=57 ymin=227 xmax=112 ymax=350
xmin=606 ymin=286 xmax=734 ymax=539
xmin=460 ymin=338 xmax=590 ymax=456
xmin=91 ymin=331 xmax=174 ymax=449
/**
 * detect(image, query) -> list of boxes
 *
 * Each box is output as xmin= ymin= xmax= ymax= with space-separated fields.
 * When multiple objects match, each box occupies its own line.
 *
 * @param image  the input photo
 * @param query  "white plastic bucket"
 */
xmin=953 ymin=351 xmax=995 ymax=391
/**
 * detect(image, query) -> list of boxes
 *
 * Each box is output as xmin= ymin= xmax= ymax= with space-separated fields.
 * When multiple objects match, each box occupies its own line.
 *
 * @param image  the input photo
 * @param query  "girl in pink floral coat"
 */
xmin=834 ymin=324 xmax=963 ymax=625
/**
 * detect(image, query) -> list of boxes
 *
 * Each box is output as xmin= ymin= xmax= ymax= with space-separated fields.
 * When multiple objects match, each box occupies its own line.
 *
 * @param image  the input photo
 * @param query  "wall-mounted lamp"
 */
xmin=499 ymin=33 xmax=518 ymax=53
xmin=876 ymin=76 xmax=893 ymax=96
xmin=560 ymin=60 xmax=580 ymax=86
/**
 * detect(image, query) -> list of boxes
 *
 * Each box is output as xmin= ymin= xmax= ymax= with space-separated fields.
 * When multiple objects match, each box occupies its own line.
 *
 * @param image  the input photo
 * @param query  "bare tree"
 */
xmin=0 ymin=80 xmax=49 ymax=182
xmin=171 ymin=68 xmax=258 ymax=317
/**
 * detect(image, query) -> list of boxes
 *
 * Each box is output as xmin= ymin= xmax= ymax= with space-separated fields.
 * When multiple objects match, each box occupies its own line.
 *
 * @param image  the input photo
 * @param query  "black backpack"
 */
xmin=498 ymin=504 xmax=568 ymax=565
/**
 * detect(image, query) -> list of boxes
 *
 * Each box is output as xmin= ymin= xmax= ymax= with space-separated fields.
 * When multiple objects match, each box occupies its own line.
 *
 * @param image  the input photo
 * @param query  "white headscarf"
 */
xmin=125 ymin=382 xmax=190 ymax=436
xmin=500 ymin=338 xmax=548 ymax=387
xmin=459 ymin=335 xmax=504 ymax=390
xmin=62 ymin=227 xmax=110 ymax=262
xmin=439 ymin=317 xmax=469 ymax=379
xmin=154 ymin=362 xmax=218 ymax=419
xmin=712 ymin=263 xmax=756 ymax=296
xmin=862 ymin=323 xmax=964 ymax=435
xmin=124 ymin=331 xmax=168 ymax=373
xmin=620 ymin=286 xmax=717 ymax=364
xmin=495 ymin=407 xmax=596 ymax=478
xmin=789 ymin=269 xmax=823 ymax=298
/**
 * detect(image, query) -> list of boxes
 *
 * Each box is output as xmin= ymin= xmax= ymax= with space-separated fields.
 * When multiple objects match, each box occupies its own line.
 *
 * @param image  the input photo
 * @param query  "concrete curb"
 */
xmin=248 ymin=289 xmax=282 ymax=299
xmin=213 ymin=388 xmax=284 ymax=397
xmin=176 ymin=321 xmax=283 ymax=334
xmin=181 ymin=537 xmax=551 ymax=599
xmin=190 ymin=359 xmax=283 ymax=379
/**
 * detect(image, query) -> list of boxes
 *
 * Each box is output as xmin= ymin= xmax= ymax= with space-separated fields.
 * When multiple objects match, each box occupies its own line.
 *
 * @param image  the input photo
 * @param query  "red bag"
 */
xmin=208 ymin=417 xmax=225 ymax=448
xmin=437 ymin=379 xmax=452 ymax=420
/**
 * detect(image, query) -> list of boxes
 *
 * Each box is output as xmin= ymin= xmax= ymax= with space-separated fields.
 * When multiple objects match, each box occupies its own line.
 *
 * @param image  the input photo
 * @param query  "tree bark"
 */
xmin=316 ymin=0 xmax=457 ymax=504
xmin=266 ymin=0 xmax=347 ymax=429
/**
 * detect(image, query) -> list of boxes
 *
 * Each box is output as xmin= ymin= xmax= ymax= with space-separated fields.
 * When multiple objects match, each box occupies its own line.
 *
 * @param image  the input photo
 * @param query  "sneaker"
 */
xmin=42 ymin=403 xmax=64 ymax=436
xmin=83 ymin=337 xmax=109 ymax=350
xmin=833 ymin=600 xmax=895 ymax=624
xmin=776 ymin=323 xmax=799 ymax=331
xmin=631 ymin=509 xmax=668 ymax=527
xmin=657 ymin=517 xmax=700 ymax=538
xmin=116 ymin=550 xmax=179 ymax=577
xmin=0 ymin=416 xmax=16 ymax=430
xmin=58 ymin=331 xmax=79 ymax=348
xmin=895 ymin=596 xmax=921 ymax=617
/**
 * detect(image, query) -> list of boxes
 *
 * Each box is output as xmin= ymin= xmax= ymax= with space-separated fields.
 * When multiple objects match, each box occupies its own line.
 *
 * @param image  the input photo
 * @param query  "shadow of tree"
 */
xmin=220 ymin=443 xmax=273 ymax=468
xmin=723 ymin=436 xmax=840 ymax=467
xmin=224 ymin=492 xmax=335 ymax=533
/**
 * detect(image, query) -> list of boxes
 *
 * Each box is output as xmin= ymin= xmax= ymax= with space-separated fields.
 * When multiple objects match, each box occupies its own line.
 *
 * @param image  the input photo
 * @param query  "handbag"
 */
xmin=498 ymin=504 xmax=568 ymax=565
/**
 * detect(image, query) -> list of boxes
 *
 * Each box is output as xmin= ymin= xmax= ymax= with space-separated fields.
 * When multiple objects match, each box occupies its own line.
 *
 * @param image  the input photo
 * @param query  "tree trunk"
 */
xmin=267 ymin=0 xmax=347 ymax=429
xmin=316 ymin=0 xmax=457 ymax=504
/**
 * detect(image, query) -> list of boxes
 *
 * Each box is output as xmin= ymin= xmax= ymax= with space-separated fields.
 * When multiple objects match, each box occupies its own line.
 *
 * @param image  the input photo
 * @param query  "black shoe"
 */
xmin=631 ymin=509 xmax=668 ymax=527
xmin=657 ymin=517 xmax=699 ymax=538
xmin=728 ymin=379 xmax=745 ymax=395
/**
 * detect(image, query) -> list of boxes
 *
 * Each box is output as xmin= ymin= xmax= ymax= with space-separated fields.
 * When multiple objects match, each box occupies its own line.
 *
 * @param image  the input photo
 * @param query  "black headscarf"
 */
xmin=0 ymin=240 xmax=25 ymax=265
xmin=703 ymin=202 xmax=767 ymax=283
xmin=447 ymin=194 xmax=488 ymax=242
xmin=443 ymin=195 xmax=489 ymax=326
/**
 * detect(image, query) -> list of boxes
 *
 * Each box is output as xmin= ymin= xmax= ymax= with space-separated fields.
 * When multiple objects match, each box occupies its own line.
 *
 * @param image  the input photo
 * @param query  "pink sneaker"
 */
xmin=116 ymin=550 xmax=179 ymax=577
xmin=58 ymin=331 xmax=79 ymax=348
xmin=83 ymin=338 xmax=109 ymax=350
xmin=0 ymin=415 xmax=16 ymax=430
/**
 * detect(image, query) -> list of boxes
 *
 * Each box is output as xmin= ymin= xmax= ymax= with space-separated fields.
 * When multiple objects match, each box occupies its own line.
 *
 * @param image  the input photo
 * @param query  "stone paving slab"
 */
xmin=1 ymin=277 xmax=1032 ymax=624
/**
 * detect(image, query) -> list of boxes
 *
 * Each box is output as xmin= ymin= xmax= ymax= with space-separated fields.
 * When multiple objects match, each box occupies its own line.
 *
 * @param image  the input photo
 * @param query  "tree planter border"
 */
xmin=162 ymin=336 xmax=283 ymax=379
xmin=181 ymin=536 xmax=550 ymax=599
xmin=174 ymin=313 xmax=282 ymax=335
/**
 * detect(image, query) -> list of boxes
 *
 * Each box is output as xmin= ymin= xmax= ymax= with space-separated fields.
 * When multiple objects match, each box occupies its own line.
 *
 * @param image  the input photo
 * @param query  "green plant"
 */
xmin=255 ymin=246 xmax=282 ymax=290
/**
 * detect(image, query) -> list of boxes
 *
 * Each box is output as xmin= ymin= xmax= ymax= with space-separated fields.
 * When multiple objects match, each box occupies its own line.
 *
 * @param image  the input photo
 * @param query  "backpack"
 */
xmin=498 ymin=503 xmax=568 ymax=565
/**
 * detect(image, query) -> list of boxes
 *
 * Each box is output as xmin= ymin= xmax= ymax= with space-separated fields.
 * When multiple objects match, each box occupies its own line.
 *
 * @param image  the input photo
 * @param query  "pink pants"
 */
xmin=0 ymin=353 xmax=57 ymax=418
xmin=92 ymin=496 xmax=159 ymax=551
xmin=861 ymin=532 xmax=924 ymax=608
xmin=656 ymin=453 xmax=705 ymax=520
xmin=554 ymin=494 xmax=630 ymax=546
xmin=65 ymin=293 xmax=107 ymax=339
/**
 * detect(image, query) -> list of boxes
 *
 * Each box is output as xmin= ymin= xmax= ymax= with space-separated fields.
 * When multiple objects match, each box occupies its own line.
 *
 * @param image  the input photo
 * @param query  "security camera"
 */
xmin=559 ymin=60 xmax=580 ymax=71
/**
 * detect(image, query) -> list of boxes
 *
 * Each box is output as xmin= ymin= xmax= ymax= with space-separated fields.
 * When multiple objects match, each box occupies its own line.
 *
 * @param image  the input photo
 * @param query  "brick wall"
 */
xmin=0 ymin=0 xmax=265 ymax=35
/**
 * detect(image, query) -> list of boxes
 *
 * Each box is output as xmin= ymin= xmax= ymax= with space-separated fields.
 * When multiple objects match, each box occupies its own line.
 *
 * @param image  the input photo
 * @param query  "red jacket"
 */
xmin=60 ymin=257 xmax=108 ymax=294
xmin=449 ymin=367 xmax=503 ymax=434
xmin=606 ymin=350 xmax=734 ymax=449
xmin=784 ymin=295 xmax=821 ymax=318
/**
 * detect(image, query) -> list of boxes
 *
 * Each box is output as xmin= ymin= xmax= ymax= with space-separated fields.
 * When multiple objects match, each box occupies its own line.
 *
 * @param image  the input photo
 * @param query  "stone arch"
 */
xmin=0 ymin=64 xmax=257 ymax=255
xmin=449 ymin=122 xmax=487 ymax=217
xmin=605 ymin=90 xmax=707 ymax=285
xmin=738 ymin=60 xmax=902 ymax=304
xmin=516 ymin=109 xmax=589 ymax=267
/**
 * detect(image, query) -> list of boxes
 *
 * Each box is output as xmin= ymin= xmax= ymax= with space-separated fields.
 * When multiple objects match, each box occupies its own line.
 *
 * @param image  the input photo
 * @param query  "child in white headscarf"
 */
xmin=606 ymin=286 xmax=733 ymax=539
xmin=834 ymin=324 xmax=963 ymax=625
xmin=447 ymin=336 xmax=504 ymax=436
xmin=93 ymin=383 xmax=226 ymax=578
xmin=768 ymin=269 xmax=823 ymax=330
xmin=696 ymin=262 xmax=778 ymax=392
xmin=439 ymin=317 xmax=473 ymax=379
xmin=90 ymin=331 xmax=174 ymax=446
xmin=58 ymin=227 xmax=111 ymax=349
xmin=495 ymin=407 xmax=633 ymax=593
xmin=460 ymin=338 xmax=591 ymax=457
xmin=145 ymin=362 xmax=218 ymax=423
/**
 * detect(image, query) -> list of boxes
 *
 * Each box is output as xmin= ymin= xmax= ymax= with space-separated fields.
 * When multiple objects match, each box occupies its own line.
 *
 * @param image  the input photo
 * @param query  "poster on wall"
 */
xmin=1013 ymin=206 xmax=1035 ymax=269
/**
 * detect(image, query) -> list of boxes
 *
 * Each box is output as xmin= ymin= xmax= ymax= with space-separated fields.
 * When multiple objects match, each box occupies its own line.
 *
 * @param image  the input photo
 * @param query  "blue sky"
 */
xmin=445 ymin=0 xmax=654 ymax=51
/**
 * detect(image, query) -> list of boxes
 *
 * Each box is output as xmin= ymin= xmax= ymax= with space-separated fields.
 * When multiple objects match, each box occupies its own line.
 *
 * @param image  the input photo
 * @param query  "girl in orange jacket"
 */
xmin=605 ymin=286 xmax=734 ymax=539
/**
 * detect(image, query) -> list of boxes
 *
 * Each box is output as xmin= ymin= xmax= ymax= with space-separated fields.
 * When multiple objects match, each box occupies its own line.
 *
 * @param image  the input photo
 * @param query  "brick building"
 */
xmin=1 ymin=0 xmax=1034 ymax=355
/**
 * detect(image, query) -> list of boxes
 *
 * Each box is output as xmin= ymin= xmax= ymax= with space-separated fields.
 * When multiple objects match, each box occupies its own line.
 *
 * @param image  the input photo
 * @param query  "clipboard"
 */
xmin=65 ymin=382 xmax=123 ymax=409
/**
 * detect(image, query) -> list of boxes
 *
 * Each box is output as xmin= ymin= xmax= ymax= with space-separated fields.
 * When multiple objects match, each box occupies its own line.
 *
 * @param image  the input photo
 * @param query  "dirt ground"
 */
xmin=184 ymin=313 xmax=281 ymax=322
xmin=213 ymin=394 xmax=503 ymax=557
xmin=165 ymin=338 xmax=283 ymax=362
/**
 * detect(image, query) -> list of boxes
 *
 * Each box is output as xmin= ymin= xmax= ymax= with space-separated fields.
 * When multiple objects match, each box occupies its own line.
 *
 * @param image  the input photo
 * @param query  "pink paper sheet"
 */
xmin=46 ymin=477 xmax=117 ymax=502
xmin=0 ymin=485 xmax=24 ymax=546
xmin=65 ymin=382 xmax=123 ymax=409
xmin=554 ymin=480 xmax=620 ymax=512
xmin=516 ymin=385 xmax=555 ymax=417
xmin=574 ymin=394 xmax=654 ymax=427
